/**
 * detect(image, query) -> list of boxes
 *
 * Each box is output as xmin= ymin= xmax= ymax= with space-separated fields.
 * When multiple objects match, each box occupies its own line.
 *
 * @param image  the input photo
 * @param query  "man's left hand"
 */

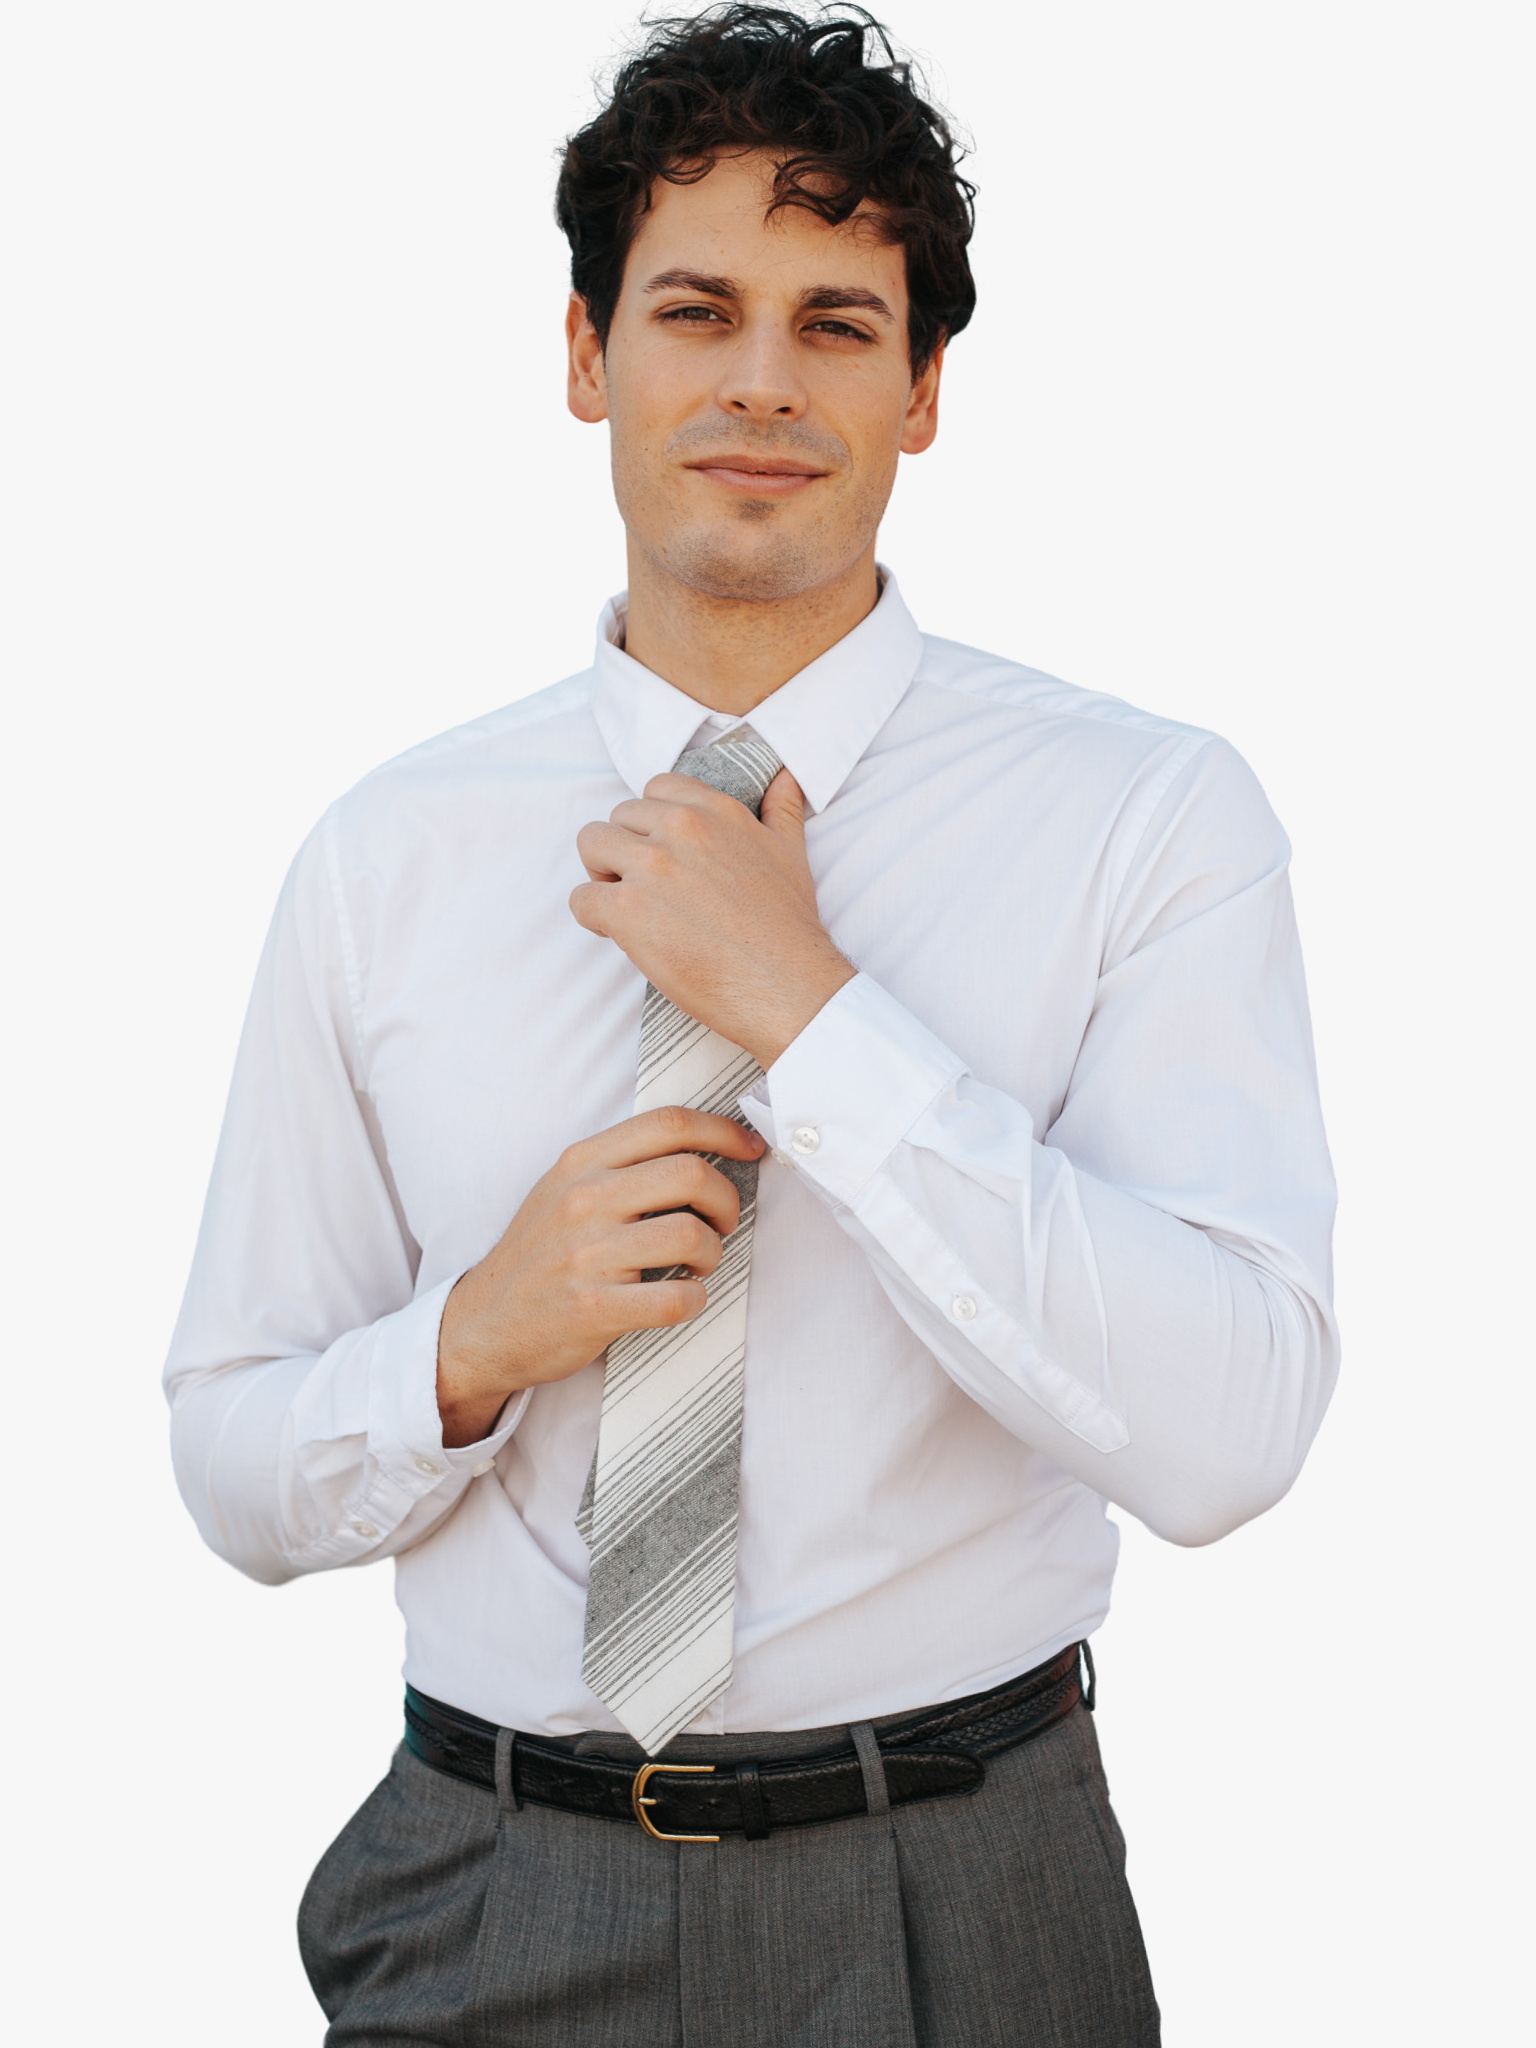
xmin=571 ymin=768 xmax=855 ymax=1068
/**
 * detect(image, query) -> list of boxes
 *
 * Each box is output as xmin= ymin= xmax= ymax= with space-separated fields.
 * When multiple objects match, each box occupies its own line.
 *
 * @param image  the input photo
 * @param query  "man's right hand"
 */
xmin=435 ymin=1107 xmax=764 ymax=1448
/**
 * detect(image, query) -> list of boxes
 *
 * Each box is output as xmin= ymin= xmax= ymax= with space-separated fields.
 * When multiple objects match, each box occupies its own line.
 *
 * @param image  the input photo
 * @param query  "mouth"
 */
xmin=684 ymin=455 xmax=831 ymax=497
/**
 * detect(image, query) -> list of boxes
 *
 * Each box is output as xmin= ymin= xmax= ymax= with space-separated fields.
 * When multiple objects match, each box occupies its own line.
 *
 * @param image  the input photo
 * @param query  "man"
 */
xmin=166 ymin=8 xmax=1338 ymax=2044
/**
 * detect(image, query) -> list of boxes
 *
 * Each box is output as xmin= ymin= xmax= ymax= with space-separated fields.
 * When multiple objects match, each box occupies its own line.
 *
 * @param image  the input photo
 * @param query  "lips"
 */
xmin=685 ymin=455 xmax=829 ymax=495
xmin=690 ymin=455 xmax=824 ymax=475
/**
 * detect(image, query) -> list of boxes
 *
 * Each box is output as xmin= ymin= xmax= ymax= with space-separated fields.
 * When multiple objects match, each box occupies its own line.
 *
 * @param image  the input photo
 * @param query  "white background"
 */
xmin=3 ymin=2 xmax=1531 ymax=2039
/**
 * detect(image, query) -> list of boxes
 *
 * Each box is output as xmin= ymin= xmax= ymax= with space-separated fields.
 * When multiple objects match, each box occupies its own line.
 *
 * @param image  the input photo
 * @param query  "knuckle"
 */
xmin=556 ymin=1139 xmax=591 ymax=1177
xmin=577 ymin=1269 xmax=618 ymax=1318
xmin=651 ymin=1212 xmax=704 ymax=1261
xmin=661 ymin=1281 xmax=702 ymax=1324
xmin=571 ymin=1281 xmax=611 ymax=1328
xmin=655 ymin=1211 xmax=694 ymax=1254
xmin=555 ymin=1239 xmax=595 ymax=1285
xmin=693 ymin=1155 xmax=738 ymax=1211
xmin=654 ymin=1103 xmax=694 ymax=1142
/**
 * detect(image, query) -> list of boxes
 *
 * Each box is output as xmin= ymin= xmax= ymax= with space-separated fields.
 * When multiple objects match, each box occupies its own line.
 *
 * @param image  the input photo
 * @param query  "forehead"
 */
xmin=624 ymin=151 xmax=908 ymax=304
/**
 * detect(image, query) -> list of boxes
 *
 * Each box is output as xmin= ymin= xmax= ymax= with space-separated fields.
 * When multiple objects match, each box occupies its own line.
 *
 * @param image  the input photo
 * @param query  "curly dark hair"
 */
xmin=555 ymin=5 xmax=976 ymax=377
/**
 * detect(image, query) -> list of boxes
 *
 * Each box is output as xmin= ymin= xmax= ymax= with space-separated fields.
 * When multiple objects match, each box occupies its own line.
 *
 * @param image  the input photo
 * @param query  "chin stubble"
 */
xmin=648 ymin=413 xmax=879 ymax=604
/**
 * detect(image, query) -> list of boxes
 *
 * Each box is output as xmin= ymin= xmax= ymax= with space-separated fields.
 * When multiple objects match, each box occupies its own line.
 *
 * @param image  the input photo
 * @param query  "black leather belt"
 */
xmin=404 ymin=1641 xmax=1092 ymax=1843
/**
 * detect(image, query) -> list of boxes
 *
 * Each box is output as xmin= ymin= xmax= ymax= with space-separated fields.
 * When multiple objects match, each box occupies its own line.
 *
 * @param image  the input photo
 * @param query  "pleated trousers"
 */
xmin=299 ymin=1699 xmax=1160 ymax=2047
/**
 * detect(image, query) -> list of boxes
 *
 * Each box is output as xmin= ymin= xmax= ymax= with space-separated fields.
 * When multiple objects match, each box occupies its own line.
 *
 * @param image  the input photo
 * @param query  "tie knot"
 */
xmin=672 ymin=726 xmax=784 ymax=817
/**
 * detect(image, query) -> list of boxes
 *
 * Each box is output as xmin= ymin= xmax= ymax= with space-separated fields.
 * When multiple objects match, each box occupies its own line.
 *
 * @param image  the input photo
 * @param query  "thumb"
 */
xmin=758 ymin=768 xmax=807 ymax=852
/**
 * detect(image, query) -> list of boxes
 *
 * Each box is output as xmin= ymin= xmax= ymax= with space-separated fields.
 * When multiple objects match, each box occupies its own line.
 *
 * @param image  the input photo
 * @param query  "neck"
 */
xmin=620 ymin=541 xmax=880 ymax=715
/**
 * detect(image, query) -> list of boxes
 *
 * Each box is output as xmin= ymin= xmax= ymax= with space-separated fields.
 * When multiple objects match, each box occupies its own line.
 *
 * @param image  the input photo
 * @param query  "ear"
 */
xmin=567 ymin=293 xmax=609 ymax=423
xmin=900 ymin=341 xmax=944 ymax=456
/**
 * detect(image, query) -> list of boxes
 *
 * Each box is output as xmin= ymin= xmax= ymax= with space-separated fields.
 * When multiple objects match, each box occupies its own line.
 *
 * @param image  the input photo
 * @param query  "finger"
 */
xmin=607 ymin=796 xmax=673 ymax=836
xmin=576 ymin=819 xmax=648 ymax=883
xmin=758 ymin=768 xmax=807 ymax=847
xmin=610 ymin=1151 xmax=742 ymax=1236
xmin=597 ymin=1276 xmax=708 ymax=1334
xmin=569 ymin=878 xmax=616 ymax=936
xmin=570 ymin=1106 xmax=766 ymax=1172
xmin=641 ymin=771 xmax=739 ymax=811
xmin=622 ymin=1211 xmax=726 ymax=1278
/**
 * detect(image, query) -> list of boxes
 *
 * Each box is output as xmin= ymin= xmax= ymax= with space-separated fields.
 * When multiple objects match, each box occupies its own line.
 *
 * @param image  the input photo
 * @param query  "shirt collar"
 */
xmin=590 ymin=569 xmax=924 ymax=814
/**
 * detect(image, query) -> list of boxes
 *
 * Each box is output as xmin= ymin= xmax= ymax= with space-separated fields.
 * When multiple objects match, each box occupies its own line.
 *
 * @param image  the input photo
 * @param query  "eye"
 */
xmin=805 ymin=318 xmax=875 ymax=343
xmin=660 ymin=304 xmax=728 ymax=324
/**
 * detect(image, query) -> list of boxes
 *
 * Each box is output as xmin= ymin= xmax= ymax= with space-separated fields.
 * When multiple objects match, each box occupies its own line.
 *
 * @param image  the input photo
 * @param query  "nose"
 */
xmin=714 ymin=312 xmax=807 ymax=422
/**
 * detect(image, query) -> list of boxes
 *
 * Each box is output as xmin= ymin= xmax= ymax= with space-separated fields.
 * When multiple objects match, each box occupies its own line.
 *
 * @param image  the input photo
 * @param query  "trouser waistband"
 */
xmin=404 ymin=1641 xmax=1093 ymax=1843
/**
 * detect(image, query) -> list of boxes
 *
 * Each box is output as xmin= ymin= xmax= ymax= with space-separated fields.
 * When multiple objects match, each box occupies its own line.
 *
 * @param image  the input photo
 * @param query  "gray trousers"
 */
xmin=299 ymin=1701 xmax=1159 ymax=2046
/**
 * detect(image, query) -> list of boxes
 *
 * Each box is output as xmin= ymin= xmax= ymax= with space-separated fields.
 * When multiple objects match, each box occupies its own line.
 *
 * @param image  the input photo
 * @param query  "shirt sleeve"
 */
xmin=163 ymin=810 xmax=529 ymax=1587
xmin=741 ymin=736 xmax=1339 ymax=1548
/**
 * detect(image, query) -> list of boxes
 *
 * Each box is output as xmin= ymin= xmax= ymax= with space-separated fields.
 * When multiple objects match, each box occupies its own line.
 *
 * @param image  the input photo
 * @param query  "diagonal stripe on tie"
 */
xmin=578 ymin=725 xmax=784 ymax=1755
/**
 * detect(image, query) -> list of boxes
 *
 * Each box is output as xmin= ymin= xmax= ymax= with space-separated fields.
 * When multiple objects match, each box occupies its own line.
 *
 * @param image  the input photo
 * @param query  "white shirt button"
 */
xmin=415 ymin=1456 xmax=442 ymax=1477
xmin=352 ymin=1520 xmax=378 ymax=1539
xmin=470 ymin=1460 xmax=494 ymax=1478
xmin=790 ymin=1125 xmax=821 ymax=1155
xmin=951 ymin=1294 xmax=979 ymax=1322
xmin=770 ymin=1147 xmax=793 ymax=1169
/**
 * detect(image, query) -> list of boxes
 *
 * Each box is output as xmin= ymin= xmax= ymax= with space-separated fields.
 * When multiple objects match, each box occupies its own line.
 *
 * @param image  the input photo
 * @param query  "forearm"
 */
xmin=839 ymin=1142 xmax=1337 ymax=1543
xmin=745 ymin=966 xmax=1338 ymax=1545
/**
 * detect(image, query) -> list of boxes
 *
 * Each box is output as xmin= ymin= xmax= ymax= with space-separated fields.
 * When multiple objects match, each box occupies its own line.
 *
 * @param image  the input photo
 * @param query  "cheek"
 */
xmin=602 ymin=354 xmax=674 ymax=474
xmin=818 ymin=365 xmax=911 ymax=468
xmin=832 ymin=397 xmax=906 ymax=508
xmin=607 ymin=386 xmax=707 ymax=516
xmin=606 ymin=418 xmax=671 ymax=525
xmin=609 ymin=337 xmax=710 ymax=425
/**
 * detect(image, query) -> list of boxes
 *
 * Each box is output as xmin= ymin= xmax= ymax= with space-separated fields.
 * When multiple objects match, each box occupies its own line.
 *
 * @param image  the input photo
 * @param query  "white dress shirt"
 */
xmin=165 ymin=573 xmax=1338 ymax=1736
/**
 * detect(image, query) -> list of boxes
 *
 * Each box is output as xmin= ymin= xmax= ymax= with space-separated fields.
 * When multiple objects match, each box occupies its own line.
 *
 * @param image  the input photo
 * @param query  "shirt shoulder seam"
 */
xmin=1102 ymin=730 xmax=1216 ymax=918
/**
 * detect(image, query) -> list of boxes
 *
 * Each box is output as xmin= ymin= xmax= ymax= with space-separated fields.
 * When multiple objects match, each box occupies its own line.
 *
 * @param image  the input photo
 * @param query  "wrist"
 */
xmin=437 ymin=1271 xmax=526 ymax=1447
xmin=438 ymin=1386 xmax=511 ymax=1450
xmin=743 ymin=949 xmax=856 ymax=1069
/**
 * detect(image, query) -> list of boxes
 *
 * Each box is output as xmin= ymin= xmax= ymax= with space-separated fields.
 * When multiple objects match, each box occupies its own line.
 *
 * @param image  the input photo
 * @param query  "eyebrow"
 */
xmin=642 ymin=270 xmax=896 ymax=323
xmin=798 ymin=285 xmax=895 ymax=322
xmin=643 ymin=268 xmax=739 ymax=298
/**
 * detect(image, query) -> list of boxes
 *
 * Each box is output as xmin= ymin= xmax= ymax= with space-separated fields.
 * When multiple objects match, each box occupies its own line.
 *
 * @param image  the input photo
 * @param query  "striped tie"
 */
xmin=577 ymin=725 xmax=784 ymax=1755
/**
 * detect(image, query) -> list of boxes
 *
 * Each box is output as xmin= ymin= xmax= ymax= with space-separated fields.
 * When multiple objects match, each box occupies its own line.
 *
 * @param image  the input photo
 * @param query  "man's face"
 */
xmin=567 ymin=150 xmax=941 ymax=604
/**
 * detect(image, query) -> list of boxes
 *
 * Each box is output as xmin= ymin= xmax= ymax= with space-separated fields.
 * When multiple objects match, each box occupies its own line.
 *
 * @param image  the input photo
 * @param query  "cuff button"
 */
xmin=790 ymin=1125 xmax=821 ymax=1155
xmin=951 ymin=1294 xmax=979 ymax=1322
xmin=352 ymin=1521 xmax=379 ymax=1539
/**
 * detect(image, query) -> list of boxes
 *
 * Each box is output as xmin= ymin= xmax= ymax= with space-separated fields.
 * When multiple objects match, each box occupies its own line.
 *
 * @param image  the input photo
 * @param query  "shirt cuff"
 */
xmin=741 ymin=973 xmax=967 ymax=1206
xmin=365 ymin=1277 xmax=530 ymax=1498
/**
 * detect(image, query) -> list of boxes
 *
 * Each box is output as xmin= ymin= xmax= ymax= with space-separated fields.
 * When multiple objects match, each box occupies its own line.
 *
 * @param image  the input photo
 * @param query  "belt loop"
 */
xmin=494 ymin=1727 xmax=520 ymax=1813
xmin=1079 ymin=1640 xmax=1097 ymax=1713
xmin=850 ymin=1721 xmax=890 ymax=1817
xmin=734 ymin=1759 xmax=770 ymax=1841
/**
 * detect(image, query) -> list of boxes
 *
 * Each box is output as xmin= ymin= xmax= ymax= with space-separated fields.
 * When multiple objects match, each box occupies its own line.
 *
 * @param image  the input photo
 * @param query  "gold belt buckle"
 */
xmin=631 ymin=1761 xmax=719 ymax=1843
